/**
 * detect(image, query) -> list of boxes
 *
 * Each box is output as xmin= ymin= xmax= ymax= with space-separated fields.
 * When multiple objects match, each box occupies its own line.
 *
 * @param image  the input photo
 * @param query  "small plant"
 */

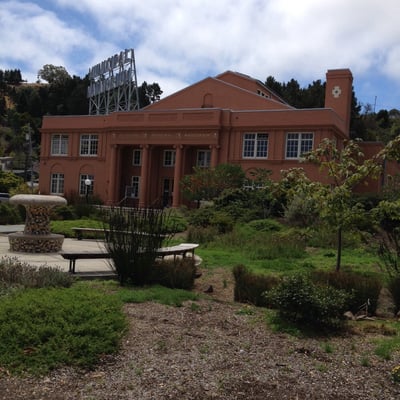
xmin=0 ymin=256 xmax=74 ymax=289
xmin=265 ymin=273 xmax=351 ymax=331
xmin=361 ymin=356 xmax=371 ymax=367
xmin=322 ymin=342 xmax=334 ymax=354
xmin=190 ymin=302 xmax=201 ymax=312
xmin=391 ymin=365 xmax=400 ymax=382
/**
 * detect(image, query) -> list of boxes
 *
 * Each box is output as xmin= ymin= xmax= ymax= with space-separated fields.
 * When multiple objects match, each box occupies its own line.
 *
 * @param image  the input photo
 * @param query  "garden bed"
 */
xmin=0 ymin=268 xmax=400 ymax=399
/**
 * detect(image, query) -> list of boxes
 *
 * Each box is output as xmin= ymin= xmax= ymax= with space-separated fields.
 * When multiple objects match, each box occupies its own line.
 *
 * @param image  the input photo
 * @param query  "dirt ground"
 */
xmin=1 ymin=267 xmax=400 ymax=399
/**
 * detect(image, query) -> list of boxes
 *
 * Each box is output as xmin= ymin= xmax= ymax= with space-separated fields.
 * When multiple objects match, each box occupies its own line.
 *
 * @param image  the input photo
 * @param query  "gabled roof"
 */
xmin=144 ymin=71 xmax=293 ymax=112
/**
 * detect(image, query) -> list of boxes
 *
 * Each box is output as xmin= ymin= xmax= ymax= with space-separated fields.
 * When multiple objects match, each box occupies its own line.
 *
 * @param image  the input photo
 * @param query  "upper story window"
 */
xmin=163 ymin=150 xmax=176 ymax=167
xmin=243 ymin=133 xmax=268 ymax=158
xmin=80 ymin=134 xmax=98 ymax=156
xmin=197 ymin=150 xmax=211 ymax=168
xmin=51 ymin=134 xmax=68 ymax=155
xmin=50 ymin=173 xmax=64 ymax=195
xmin=285 ymin=132 xmax=314 ymax=159
xmin=132 ymin=149 xmax=142 ymax=166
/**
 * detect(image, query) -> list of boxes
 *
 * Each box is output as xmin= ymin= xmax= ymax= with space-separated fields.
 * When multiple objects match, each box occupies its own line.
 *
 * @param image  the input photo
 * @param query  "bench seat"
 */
xmin=61 ymin=251 xmax=112 ymax=273
xmin=61 ymin=243 xmax=199 ymax=274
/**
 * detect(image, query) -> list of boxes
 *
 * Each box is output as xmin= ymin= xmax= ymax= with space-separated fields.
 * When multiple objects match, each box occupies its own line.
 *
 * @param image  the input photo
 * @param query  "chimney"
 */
xmin=324 ymin=69 xmax=353 ymax=136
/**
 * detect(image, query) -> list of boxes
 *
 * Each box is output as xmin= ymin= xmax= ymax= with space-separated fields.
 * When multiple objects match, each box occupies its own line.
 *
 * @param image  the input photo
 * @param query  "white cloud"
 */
xmin=0 ymin=0 xmax=399 ymax=108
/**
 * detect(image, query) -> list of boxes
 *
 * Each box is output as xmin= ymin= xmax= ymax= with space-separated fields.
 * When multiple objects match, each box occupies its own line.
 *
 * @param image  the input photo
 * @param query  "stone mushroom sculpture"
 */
xmin=8 ymin=194 xmax=67 ymax=253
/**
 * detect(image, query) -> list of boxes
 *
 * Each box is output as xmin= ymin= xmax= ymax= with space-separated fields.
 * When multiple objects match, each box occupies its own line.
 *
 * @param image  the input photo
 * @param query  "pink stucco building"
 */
xmin=39 ymin=68 xmax=390 ymax=207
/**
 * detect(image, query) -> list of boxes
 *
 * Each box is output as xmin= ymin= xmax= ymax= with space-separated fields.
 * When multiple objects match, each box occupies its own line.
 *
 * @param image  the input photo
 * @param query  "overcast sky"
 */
xmin=0 ymin=0 xmax=399 ymax=111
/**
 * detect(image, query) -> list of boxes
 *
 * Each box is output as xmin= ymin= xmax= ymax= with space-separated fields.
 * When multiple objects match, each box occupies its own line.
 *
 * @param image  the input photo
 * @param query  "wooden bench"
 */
xmin=61 ymin=251 xmax=112 ymax=273
xmin=72 ymin=227 xmax=108 ymax=240
xmin=155 ymin=243 xmax=199 ymax=261
xmin=61 ymin=243 xmax=199 ymax=274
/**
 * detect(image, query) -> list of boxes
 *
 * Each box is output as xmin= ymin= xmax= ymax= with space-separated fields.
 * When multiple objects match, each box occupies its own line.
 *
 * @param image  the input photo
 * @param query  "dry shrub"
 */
xmin=233 ymin=264 xmax=280 ymax=307
xmin=310 ymin=269 xmax=382 ymax=315
xmin=151 ymin=257 xmax=197 ymax=290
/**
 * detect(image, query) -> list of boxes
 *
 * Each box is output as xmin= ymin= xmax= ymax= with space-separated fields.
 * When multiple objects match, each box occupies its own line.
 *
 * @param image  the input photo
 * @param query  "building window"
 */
xmin=79 ymin=174 xmax=94 ymax=195
xmin=132 ymin=149 xmax=142 ymax=166
xmin=163 ymin=150 xmax=176 ymax=167
xmin=80 ymin=134 xmax=98 ymax=156
xmin=131 ymin=176 xmax=140 ymax=198
xmin=50 ymin=173 xmax=64 ymax=194
xmin=197 ymin=150 xmax=211 ymax=167
xmin=51 ymin=134 xmax=68 ymax=155
xmin=243 ymin=133 xmax=268 ymax=158
xmin=285 ymin=133 xmax=314 ymax=159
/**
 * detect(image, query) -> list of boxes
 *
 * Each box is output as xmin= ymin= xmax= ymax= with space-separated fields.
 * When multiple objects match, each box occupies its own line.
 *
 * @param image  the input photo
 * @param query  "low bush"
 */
xmin=233 ymin=264 xmax=280 ymax=307
xmin=284 ymin=192 xmax=319 ymax=227
xmin=151 ymin=258 xmax=197 ymax=290
xmin=265 ymin=273 xmax=351 ymax=331
xmin=0 ymin=203 xmax=23 ymax=224
xmin=388 ymin=276 xmax=400 ymax=313
xmin=0 ymin=256 xmax=74 ymax=290
xmin=0 ymin=285 xmax=127 ymax=375
xmin=247 ymin=218 xmax=283 ymax=232
xmin=52 ymin=205 xmax=77 ymax=220
xmin=310 ymin=269 xmax=382 ymax=315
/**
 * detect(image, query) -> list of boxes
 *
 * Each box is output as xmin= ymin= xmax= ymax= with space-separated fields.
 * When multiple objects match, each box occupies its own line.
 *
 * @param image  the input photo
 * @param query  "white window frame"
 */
xmin=50 ymin=173 xmax=64 ymax=194
xmin=285 ymin=132 xmax=314 ymax=159
xmin=80 ymin=134 xmax=98 ymax=156
xmin=79 ymin=174 xmax=94 ymax=196
xmin=197 ymin=150 xmax=211 ymax=168
xmin=242 ymin=133 xmax=268 ymax=158
xmin=51 ymin=134 xmax=68 ymax=155
xmin=163 ymin=150 xmax=176 ymax=167
xmin=132 ymin=149 xmax=142 ymax=166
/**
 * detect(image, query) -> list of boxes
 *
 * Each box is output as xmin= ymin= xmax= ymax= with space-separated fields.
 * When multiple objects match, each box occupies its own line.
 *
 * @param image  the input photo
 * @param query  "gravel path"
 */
xmin=1 ymin=268 xmax=400 ymax=399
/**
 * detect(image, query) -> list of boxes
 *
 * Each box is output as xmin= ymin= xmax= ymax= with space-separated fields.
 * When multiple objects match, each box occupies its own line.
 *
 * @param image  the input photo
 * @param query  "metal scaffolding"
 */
xmin=87 ymin=48 xmax=140 ymax=115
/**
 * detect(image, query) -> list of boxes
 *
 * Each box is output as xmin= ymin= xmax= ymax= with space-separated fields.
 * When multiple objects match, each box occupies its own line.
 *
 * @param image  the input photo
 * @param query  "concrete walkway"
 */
xmin=0 ymin=225 xmax=113 ymax=274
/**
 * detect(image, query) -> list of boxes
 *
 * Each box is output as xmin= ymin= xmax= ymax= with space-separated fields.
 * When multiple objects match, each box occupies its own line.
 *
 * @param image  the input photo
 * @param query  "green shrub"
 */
xmin=52 ymin=205 xmax=77 ymax=220
xmin=104 ymin=207 xmax=173 ymax=285
xmin=265 ymin=274 xmax=350 ymax=331
xmin=284 ymin=192 xmax=319 ymax=227
xmin=0 ymin=256 xmax=74 ymax=289
xmin=0 ymin=285 xmax=127 ymax=375
xmin=188 ymin=206 xmax=216 ymax=227
xmin=310 ymin=270 xmax=382 ymax=315
xmin=388 ymin=276 xmax=400 ymax=313
xmin=247 ymin=219 xmax=283 ymax=232
xmin=188 ymin=207 xmax=233 ymax=234
xmin=0 ymin=203 xmax=22 ymax=224
xmin=151 ymin=258 xmax=197 ymax=290
xmin=212 ymin=211 xmax=234 ymax=233
xmin=233 ymin=264 xmax=280 ymax=307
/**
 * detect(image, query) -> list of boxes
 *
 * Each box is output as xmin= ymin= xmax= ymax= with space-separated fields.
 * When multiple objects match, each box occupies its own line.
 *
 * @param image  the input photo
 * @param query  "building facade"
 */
xmin=39 ymin=68 xmax=384 ymax=207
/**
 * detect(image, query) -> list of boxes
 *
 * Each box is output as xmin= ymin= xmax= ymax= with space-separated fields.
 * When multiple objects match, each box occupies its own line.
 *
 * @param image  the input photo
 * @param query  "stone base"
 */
xmin=8 ymin=233 xmax=65 ymax=253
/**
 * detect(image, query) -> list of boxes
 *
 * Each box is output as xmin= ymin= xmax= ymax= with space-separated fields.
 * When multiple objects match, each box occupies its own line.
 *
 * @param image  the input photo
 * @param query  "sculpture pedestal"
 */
xmin=8 ymin=232 xmax=64 ymax=253
xmin=8 ymin=194 xmax=67 ymax=253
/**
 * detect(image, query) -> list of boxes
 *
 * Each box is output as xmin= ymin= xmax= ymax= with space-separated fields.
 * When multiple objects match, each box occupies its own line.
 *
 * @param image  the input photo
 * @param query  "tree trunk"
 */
xmin=336 ymin=226 xmax=342 ymax=272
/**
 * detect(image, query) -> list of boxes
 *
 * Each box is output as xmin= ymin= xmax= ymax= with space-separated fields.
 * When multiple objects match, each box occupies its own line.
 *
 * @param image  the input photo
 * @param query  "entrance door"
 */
xmin=162 ymin=178 xmax=174 ymax=207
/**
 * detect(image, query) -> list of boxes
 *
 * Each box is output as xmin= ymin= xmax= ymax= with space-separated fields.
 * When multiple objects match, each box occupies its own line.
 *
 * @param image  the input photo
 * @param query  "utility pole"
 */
xmin=25 ymin=125 xmax=34 ymax=193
